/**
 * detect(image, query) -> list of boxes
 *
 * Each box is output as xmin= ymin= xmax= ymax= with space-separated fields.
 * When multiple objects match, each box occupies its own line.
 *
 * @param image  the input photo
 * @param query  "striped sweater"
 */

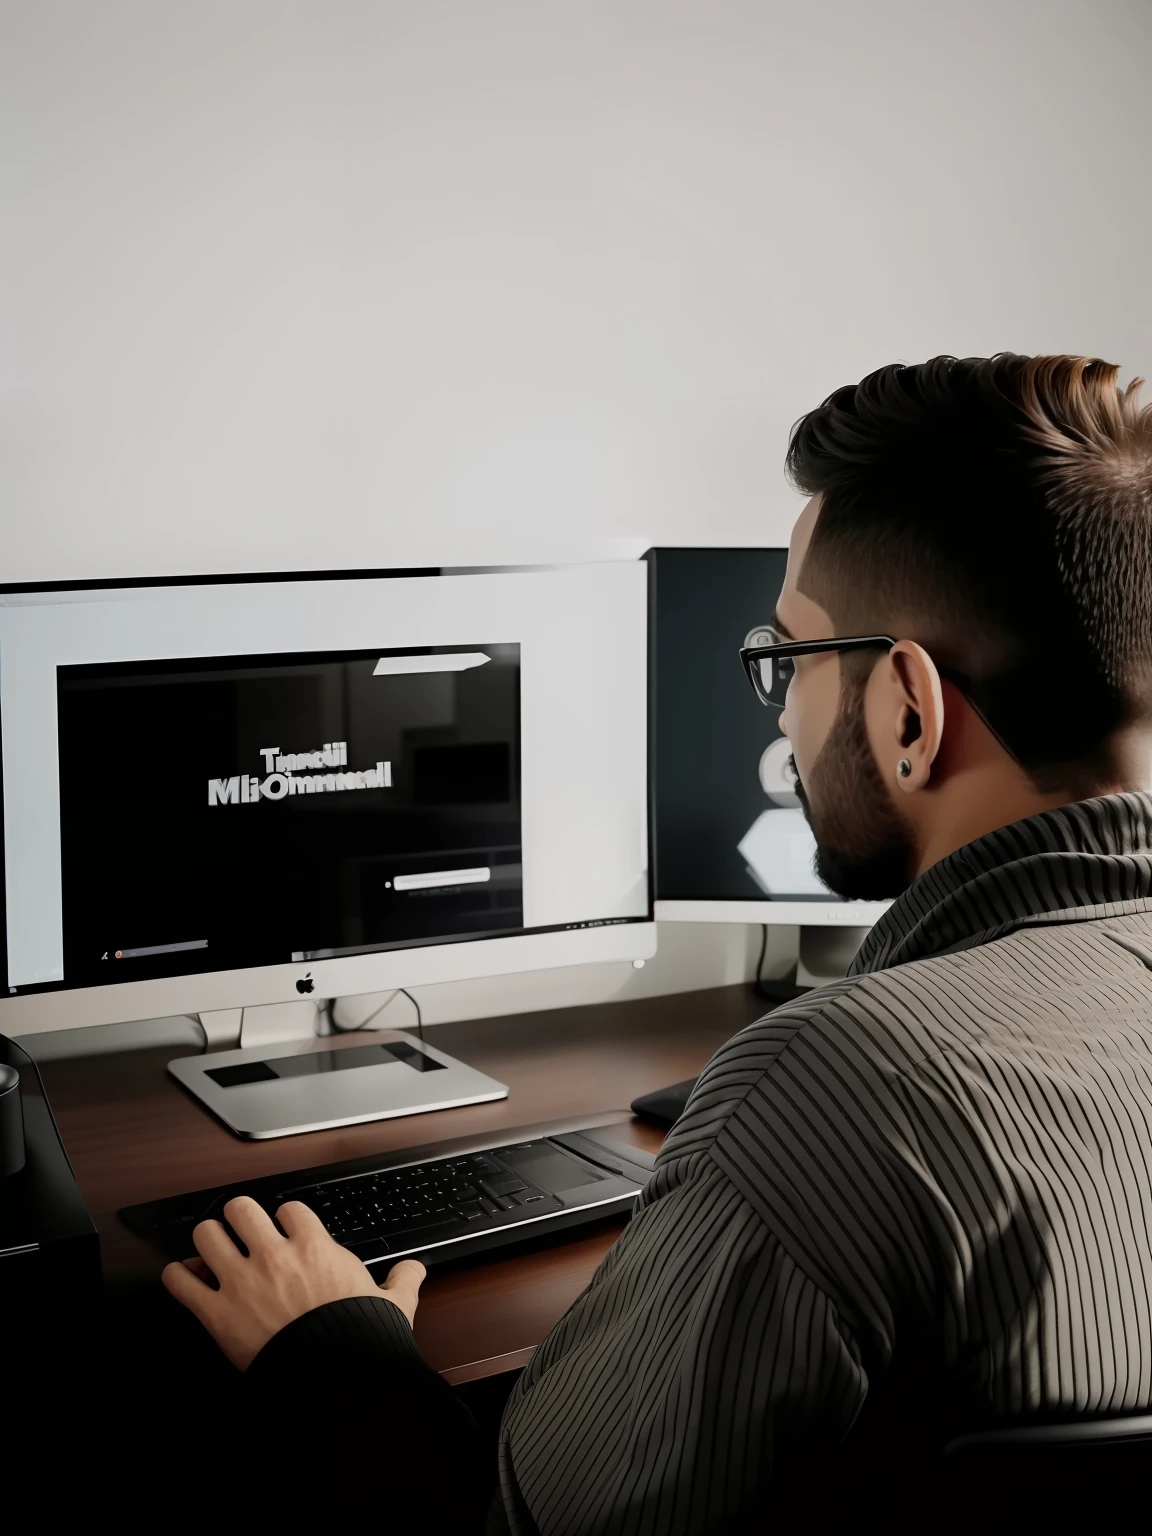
xmin=251 ymin=791 xmax=1152 ymax=1532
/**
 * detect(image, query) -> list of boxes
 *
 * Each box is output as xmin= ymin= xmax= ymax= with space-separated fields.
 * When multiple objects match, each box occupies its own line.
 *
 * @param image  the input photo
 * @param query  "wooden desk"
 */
xmin=36 ymin=984 xmax=764 ymax=1385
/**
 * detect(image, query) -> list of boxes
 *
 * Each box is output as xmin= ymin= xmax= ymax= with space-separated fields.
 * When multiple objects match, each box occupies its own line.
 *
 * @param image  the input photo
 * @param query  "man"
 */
xmin=165 ymin=354 xmax=1152 ymax=1530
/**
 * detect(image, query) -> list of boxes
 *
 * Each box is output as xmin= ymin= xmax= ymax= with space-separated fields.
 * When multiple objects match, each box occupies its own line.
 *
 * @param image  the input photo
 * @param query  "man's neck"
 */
xmin=909 ymin=723 xmax=1152 ymax=882
xmin=912 ymin=768 xmax=1076 ymax=879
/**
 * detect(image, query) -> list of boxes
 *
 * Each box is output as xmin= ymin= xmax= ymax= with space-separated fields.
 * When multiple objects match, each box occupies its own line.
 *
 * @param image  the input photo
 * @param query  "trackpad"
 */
xmin=501 ymin=1145 xmax=604 ymax=1194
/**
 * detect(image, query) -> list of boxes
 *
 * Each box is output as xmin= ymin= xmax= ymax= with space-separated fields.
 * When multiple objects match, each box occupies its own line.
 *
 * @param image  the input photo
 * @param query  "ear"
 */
xmin=879 ymin=640 xmax=946 ymax=794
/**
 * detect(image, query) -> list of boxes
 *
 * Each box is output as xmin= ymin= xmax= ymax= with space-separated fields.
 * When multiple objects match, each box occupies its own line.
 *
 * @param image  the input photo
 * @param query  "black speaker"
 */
xmin=0 ymin=1035 xmax=99 ymax=1307
xmin=0 ymin=1060 xmax=24 ymax=1176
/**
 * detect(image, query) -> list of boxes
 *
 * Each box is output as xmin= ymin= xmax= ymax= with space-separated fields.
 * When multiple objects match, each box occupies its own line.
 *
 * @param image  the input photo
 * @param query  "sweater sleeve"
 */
xmin=245 ymin=1293 xmax=490 ymax=1532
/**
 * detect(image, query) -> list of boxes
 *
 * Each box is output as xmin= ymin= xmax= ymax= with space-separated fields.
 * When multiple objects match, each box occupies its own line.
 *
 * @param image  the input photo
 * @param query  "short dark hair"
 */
xmin=786 ymin=353 xmax=1152 ymax=790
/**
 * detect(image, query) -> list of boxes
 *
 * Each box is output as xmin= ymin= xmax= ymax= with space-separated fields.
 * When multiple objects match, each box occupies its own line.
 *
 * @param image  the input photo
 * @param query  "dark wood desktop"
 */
xmin=36 ymin=983 xmax=765 ymax=1384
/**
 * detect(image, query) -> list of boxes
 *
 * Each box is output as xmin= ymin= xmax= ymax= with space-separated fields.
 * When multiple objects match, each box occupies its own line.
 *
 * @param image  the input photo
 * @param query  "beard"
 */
xmin=791 ymin=681 xmax=915 ymax=902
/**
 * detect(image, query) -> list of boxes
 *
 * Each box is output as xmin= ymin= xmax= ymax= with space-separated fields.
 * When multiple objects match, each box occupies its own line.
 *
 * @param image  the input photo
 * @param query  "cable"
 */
xmin=329 ymin=991 xmax=396 ymax=1032
xmin=754 ymin=923 xmax=810 ymax=1007
xmin=398 ymin=987 xmax=425 ymax=1046
xmin=330 ymin=987 xmax=425 ymax=1045
xmin=755 ymin=923 xmax=769 ymax=988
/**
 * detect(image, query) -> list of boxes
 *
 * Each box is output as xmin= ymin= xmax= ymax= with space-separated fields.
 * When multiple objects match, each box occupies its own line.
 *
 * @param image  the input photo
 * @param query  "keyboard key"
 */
xmin=481 ymin=1176 xmax=527 ymax=1197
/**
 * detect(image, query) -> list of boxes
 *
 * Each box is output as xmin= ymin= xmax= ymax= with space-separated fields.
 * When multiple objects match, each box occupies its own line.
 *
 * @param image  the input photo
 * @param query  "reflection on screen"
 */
xmin=737 ymin=808 xmax=832 ymax=899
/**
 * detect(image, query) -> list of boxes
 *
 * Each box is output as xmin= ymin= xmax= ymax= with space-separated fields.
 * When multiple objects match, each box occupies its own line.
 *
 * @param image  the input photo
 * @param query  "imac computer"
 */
xmin=646 ymin=546 xmax=888 ymax=989
xmin=0 ymin=563 xmax=653 ymax=1137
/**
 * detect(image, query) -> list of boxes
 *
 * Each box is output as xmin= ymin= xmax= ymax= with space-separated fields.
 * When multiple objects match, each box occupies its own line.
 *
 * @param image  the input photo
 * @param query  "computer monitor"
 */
xmin=646 ymin=547 xmax=887 ymax=986
xmin=0 ymin=564 xmax=653 ymax=1133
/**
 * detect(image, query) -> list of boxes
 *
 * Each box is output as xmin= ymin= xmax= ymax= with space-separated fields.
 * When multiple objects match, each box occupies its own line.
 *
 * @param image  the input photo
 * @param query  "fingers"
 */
xmin=182 ymin=1256 xmax=213 ymax=1280
xmin=162 ymin=1258 xmax=219 ymax=1323
xmin=275 ymin=1199 xmax=331 ymax=1243
xmin=191 ymin=1216 xmax=244 ymax=1277
xmin=379 ymin=1259 xmax=426 ymax=1326
xmin=223 ymin=1195 xmax=281 ymax=1252
xmin=387 ymin=1258 xmax=427 ymax=1289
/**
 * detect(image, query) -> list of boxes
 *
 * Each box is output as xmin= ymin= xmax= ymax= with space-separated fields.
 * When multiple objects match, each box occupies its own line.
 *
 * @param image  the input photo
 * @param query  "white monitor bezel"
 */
xmin=655 ymin=898 xmax=889 ymax=927
xmin=1 ymin=919 xmax=657 ymax=1038
xmin=0 ymin=561 xmax=655 ymax=1038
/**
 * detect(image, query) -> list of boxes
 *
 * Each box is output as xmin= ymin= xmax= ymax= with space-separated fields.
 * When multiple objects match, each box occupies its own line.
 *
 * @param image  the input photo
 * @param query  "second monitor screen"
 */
xmin=57 ymin=644 xmax=522 ymax=988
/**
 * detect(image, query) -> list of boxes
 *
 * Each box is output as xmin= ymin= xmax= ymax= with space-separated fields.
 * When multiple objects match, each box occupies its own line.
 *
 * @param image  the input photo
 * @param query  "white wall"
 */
xmin=4 ymin=1 xmax=1152 ymax=1048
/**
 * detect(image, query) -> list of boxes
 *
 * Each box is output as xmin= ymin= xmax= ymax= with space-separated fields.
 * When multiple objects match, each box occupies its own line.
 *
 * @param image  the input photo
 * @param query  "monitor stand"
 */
xmin=174 ymin=1000 xmax=508 ymax=1140
xmin=198 ymin=1000 xmax=321 ymax=1052
xmin=794 ymin=923 xmax=871 ymax=988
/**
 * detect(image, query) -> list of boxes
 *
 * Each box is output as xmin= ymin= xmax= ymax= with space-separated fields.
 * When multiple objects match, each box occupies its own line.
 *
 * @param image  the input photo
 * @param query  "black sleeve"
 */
xmin=244 ymin=1295 xmax=491 ymax=1532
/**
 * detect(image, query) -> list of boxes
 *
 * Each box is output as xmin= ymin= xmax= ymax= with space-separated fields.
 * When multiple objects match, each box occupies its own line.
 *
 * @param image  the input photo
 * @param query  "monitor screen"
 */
xmin=647 ymin=546 xmax=839 ymax=903
xmin=0 ymin=565 xmax=649 ymax=1000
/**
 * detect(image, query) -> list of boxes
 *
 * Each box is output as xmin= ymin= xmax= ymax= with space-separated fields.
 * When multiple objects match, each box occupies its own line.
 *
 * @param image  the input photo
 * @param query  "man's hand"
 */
xmin=161 ymin=1195 xmax=426 ymax=1371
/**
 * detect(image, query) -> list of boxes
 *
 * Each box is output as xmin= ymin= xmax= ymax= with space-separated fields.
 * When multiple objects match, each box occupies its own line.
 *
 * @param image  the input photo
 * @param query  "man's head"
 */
xmin=775 ymin=353 xmax=1152 ymax=899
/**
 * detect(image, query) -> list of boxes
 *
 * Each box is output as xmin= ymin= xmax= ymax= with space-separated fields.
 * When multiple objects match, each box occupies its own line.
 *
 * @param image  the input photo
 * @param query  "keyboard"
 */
xmin=278 ymin=1146 xmax=562 ymax=1261
xmin=120 ymin=1124 xmax=657 ymax=1271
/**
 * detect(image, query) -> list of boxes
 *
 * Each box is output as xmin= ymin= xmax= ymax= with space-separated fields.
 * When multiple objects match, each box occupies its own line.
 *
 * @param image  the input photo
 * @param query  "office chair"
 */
xmin=940 ymin=1412 xmax=1152 ymax=1520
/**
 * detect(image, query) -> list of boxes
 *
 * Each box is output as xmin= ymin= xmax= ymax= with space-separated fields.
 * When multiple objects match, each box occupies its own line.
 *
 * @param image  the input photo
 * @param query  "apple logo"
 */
xmin=296 ymin=973 xmax=315 ymax=995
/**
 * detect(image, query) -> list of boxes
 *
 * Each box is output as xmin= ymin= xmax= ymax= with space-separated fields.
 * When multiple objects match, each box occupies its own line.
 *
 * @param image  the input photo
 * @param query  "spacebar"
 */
xmin=349 ymin=1217 xmax=469 ymax=1260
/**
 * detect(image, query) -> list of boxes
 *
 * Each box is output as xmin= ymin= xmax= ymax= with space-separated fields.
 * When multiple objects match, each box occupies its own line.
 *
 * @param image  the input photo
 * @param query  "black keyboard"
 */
xmin=277 ymin=1146 xmax=560 ymax=1260
xmin=120 ymin=1126 xmax=657 ymax=1271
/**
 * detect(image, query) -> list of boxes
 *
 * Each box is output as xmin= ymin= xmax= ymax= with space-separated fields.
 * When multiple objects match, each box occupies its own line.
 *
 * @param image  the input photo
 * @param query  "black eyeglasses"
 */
xmin=739 ymin=625 xmax=973 ymax=711
xmin=739 ymin=625 xmax=1030 ymax=766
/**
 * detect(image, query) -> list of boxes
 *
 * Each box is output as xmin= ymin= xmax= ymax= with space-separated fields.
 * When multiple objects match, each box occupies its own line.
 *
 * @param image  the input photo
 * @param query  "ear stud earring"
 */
xmin=897 ymin=758 xmax=912 ymax=779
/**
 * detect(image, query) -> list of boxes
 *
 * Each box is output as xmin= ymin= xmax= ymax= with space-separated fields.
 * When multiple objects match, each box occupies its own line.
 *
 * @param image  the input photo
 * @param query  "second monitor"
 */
xmin=646 ymin=546 xmax=888 ymax=986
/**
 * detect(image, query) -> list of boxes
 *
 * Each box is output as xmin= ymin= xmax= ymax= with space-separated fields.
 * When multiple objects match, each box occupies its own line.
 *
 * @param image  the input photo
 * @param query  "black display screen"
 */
xmin=647 ymin=547 xmax=837 ymax=902
xmin=55 ymin=643 xmax=522 ymax=988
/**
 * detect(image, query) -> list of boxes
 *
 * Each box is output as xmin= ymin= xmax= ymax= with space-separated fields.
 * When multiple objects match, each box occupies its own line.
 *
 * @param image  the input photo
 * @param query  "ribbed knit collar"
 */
xmin=850 ymin=791 xmax=1152 ymax=976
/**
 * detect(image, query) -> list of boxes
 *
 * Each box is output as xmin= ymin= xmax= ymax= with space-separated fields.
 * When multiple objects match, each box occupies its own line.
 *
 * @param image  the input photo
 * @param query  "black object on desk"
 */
xmin=631 ymin=1078 xmax=698 ymax=1129
xmin=0 ymin=1059 xmax=24 ymax=1176
xmin=0 ymin=1034 xmax=101 ymax=1410
xmin=0 ymin=1036 xmax=100 ymax=1294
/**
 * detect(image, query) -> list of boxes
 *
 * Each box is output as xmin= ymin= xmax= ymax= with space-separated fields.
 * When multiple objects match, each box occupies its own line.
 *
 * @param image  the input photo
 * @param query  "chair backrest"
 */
xmin=939 ymin=1413 xmax=1152 ymax=1516
xmin=944 ymin=1412 xmax=1152 ymax=1458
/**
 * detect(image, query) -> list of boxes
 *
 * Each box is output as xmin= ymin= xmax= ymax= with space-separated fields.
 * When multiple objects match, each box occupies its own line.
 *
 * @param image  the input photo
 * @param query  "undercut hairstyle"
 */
xmin=786 ymin=354 xmax=1152 ymax=792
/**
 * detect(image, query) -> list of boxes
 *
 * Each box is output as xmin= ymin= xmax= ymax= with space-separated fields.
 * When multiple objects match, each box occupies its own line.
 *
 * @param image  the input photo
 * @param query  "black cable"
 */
xmin=754 ymin=922 xmax=810 ymax=1006
xmin=328 ymin=996 xmax=384 ymax=1032
xmin=330 ymin=987 xmax=425 ymax=1045
xmin=397 ymin=987 xmax=425 ymax=1046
